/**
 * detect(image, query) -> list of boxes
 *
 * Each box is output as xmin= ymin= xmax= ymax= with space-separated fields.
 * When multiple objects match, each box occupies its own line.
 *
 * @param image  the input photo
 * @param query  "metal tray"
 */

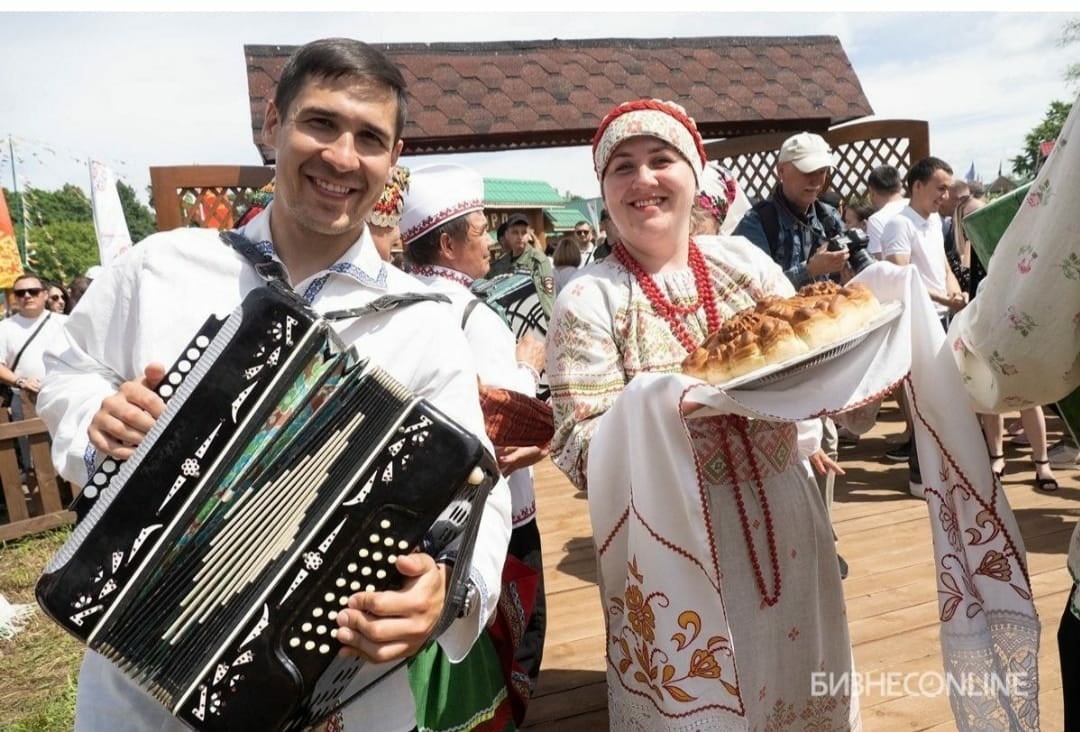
xmin=716 ymin=300 xmax=904 ymax=391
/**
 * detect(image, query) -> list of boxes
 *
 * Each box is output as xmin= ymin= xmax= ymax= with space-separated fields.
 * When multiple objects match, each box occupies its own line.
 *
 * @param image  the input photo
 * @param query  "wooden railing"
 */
xmin=0 ymin=416 xmax=76 ymax=542
xmin=150 ymin=165 xmax=275 ymax=232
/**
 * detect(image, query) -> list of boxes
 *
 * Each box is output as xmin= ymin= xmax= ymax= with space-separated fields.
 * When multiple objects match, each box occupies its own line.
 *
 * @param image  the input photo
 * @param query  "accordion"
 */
xmin=470 ymin=273 xmax=551 ymax=400
xmin=36 ymin=284 xmax=499 ymax=731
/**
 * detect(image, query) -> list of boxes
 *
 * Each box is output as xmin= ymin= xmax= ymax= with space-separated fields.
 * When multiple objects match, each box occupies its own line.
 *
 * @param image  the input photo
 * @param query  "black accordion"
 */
xmin=36 ymin=284 xmax=499 ymax=731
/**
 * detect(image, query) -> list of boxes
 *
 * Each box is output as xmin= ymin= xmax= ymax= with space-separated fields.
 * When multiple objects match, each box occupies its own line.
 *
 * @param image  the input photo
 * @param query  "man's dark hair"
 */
xmin=868 ymin=165 xmax=902 ymax=194
xmin=402 ymin=215 xmax=474 ymax=268
xmin=905 ymin=157 xmax=953 ymax=191
xmin=599 ymin=209 xmax=610 ymax=222
xmin=13 ymin=271 xmax=42 ymax=288
xmin=968 ymin=180 xmax=986 ymax=199
xmin=574 ymin=220 xmax=592 ymax=231
xmin=274 ymin=38 xmax=409 ymax=141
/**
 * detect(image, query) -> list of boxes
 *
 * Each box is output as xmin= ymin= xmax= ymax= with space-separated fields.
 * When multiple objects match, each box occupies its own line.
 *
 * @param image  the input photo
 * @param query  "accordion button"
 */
xmin=361 ymin=567 xmax=371 ymax=576
xmin=324 ymin=593 xmax=335 ymax=603
xmin=335 ymin=578 xmax=346 ymax=587
xmin=384 ymin=538 xmax=394 ymax=547
xmin=319 ymin=644 xmax=331 ymax=655
xmin=186 ymin=348 xmax=200 ymax=360
xmin=358 ymin=549 xmax=369 ymax=558
xmin=387 ymin=555 xmax=397 ymax=564
xmin=369 ymin=534 xmax=380 ymax=544
xmin=178 ymin=361 xmax=191 ymax=373
xmin=350 ymin=581 xmax=361 ymax=591
xmin=312 ymin=607 xmax=323 ymax=617
xmin=397 ymin=540 xmax=409 ymax=550
xmin=289 ymin=637 xmax=300 ymax=648
xmin=160 ymin=385 xmax=174 ymax=398
xmin=301 ymin=622 xmax=312 ymax=632
xmin=372 ymin=552 xmax=383 ymax=562
xmin=196 ymin=336 xmax=210 ymax=348
xmin=328 ymin=611 xmax=338 ymax=620
xmin=304 ymin=641 xmax=315 ymax=651
xmin=317 ymin=625 xmax=327 ymax=635
xmin=365 ymin=584 xmax=375 ymax=592
xmin=84 ymin=486 xmax=99 ymax=499
xmin=347 ymin=563 xmax=358 ymax=573
xmin=468 ymin=466 xmax=485 ymax=485
xmin=380 ymin=519 xmax=390 ymax=529
xmin=376 ymin=570 xmax=386 ymax=579
xmin=339 ymin=596 xmax=349 ymax=606
xmin=330 ymin=628 xmax=339 ymax=639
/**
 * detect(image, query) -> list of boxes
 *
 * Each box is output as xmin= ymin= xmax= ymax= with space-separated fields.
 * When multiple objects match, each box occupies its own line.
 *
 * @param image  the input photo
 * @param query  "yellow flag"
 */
xmin=0 ymin=190 xmax=24 ymax=289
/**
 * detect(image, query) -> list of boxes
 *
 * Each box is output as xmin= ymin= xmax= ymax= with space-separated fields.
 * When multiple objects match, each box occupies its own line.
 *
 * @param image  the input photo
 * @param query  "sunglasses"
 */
xmin=13 ymin=288 xmax=43 ymax=297
xmin=49 ymin=294 xmax=65 ymax=303
xmin=574 ymin=230 xmax=590 ymax=236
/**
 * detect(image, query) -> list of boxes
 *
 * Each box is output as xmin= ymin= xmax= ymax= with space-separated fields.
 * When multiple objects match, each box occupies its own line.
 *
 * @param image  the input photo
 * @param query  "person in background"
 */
xmin=844 ymin=202 xmax=874 ymax=232
xmin=689 ymin=161 xmax=749 ymax=236
xmin=399 ymin=164 xmax=548 ymax=730
xmin=45 ymin=281 xmax=69 ymax=314
xmin=591 ymin=208 xmax=617 ymax=261
xmin=66 ymin=276 xmax=92 ymax=310
xmin=865 ymin=164 xmax=907 ymax=261
xmin=551 ymin=235 xmax=582 ymax=293
xmin=572 ymin=220 xmax=598 ymax=266
xmin=366 ymin=165 xmax=410 ymax=262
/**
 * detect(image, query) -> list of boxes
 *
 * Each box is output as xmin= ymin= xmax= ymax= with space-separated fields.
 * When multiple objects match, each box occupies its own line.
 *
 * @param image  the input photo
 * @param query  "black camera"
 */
xmin=827 ymin=229 xmax=875 ymax=275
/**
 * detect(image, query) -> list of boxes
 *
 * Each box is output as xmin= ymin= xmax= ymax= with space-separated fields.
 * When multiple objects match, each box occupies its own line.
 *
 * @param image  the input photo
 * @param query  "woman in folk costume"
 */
xmin=546 ymin=99 xmax=859 ymax=730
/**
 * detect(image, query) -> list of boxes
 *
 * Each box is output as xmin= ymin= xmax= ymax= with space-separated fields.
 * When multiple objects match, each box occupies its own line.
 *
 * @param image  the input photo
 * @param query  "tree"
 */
xmin=1010 ymin=100 xmax=1072 ymax=181
xmin=116 ymin=180 xmax=157 ymax=242
xmin=1063 ymin=18 xmax=1080 ymax=89
xmin=26 ymin=220 xmax=100 ymax=285
xmin=22 ymin=184 xmax=93 ymax=226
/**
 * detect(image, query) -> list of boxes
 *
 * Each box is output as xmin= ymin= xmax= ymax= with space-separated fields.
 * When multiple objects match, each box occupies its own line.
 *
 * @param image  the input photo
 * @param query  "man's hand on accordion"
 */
xmin=333 ymin=552 xmax=448 ymax=663
xmin=88 ymin=362 xmax=167 ymax=459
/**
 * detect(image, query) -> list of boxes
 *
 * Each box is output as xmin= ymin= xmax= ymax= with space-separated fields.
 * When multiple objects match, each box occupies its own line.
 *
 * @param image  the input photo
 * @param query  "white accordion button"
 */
xmin=468 ymin=466 xmax=485 ymax=485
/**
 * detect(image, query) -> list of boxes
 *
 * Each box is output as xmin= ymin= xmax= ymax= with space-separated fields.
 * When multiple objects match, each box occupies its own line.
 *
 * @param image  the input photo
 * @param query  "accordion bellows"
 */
xmin=36 ymin=285 xmax=498 ymax=731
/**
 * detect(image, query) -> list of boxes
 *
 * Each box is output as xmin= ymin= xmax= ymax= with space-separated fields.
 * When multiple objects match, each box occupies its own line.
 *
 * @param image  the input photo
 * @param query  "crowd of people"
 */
xmin=5 ymin=36 xmax=1077 ymax=732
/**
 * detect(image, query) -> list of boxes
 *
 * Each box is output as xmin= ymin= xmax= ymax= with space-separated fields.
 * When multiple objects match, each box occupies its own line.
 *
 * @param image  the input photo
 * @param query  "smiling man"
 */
xmin=37 ymin=38 xmax=511 ymax=732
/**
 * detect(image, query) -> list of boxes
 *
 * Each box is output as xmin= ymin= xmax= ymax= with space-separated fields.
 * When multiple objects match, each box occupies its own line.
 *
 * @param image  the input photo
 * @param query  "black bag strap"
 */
xmin=220 ymin=230 xmax=449 ymax=321
xmin=460 ymin=298 xmax=483 ymax=329
xmin=10 ymin=312 xmax=52 ymax=373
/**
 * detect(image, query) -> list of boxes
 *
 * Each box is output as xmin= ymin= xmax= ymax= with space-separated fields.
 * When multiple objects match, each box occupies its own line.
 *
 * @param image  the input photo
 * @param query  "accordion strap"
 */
xmin=220 ymin=230 xmax=449 ymax=319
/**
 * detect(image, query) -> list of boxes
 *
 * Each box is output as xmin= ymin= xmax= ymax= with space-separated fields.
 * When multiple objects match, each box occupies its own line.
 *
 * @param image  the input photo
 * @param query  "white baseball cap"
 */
xmin=778 ymin=132 xmax=839 ymax=173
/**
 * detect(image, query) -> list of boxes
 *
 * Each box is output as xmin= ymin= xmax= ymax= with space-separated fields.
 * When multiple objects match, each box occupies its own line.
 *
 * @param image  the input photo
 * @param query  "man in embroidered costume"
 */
xmin=546 ymin=98 xmax=857 ymax=731
xmin=37 ymin=38 xmax=511 ymax=732
xmin=948 ymin=95 xmax=1080 ymax=730
xmin=399 ymin=164 xmax=549 ymax=730
xmin=367 ymin=164 xmax=410 ymax=262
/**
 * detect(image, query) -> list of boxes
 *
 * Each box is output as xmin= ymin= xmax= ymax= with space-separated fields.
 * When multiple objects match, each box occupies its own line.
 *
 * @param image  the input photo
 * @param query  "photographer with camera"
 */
xmin=734 ymin=132 xmax=849 ymax=288
xmin=733 ymin=131 xmax=852 ymax=577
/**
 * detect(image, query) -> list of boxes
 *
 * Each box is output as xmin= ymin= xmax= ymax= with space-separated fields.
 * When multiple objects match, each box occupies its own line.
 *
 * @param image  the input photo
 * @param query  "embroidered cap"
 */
xmin=778 ymin=132 xmax=838 ymax=173
xmin=366 ymin=165 xmax=411 ymax=228
xmin=399 ymin=164 xmax=486 ymax=246
xmin=591 ymin=99 xmax=707 ymax=185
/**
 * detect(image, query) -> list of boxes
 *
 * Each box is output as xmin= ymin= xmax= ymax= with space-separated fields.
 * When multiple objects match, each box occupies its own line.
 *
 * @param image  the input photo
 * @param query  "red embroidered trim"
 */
xmin=592 ymin=99 xmax=707 ymax=166
xmin=406 ymin=264 xmax=474 ymax=289
xmin=401 ymin=199 xmax=483 ymax=244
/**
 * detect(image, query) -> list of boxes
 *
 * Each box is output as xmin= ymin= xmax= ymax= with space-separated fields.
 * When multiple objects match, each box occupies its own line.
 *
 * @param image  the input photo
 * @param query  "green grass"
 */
xmin=0 ymin=528 xmax=80 ymax=732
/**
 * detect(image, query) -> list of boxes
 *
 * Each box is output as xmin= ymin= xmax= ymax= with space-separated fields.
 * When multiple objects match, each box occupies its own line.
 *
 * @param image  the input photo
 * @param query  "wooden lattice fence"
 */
xmin=150 ymin=166 xmax=275 ymax=232
xmin=705 ymin=119 xmax=930 ymax=205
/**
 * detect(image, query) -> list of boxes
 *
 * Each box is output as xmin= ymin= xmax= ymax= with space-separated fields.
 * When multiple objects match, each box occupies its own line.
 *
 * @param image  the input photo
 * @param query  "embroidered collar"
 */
xmin=405 ymin=264 xmax=474 ymax=289
xmin=237 ymin=202 xmax=388 ymax=301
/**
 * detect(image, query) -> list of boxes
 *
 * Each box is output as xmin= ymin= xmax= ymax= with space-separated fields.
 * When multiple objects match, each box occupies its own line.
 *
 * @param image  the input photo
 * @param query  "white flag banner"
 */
xmin=89 ymin=160 xmax=132 ymax=266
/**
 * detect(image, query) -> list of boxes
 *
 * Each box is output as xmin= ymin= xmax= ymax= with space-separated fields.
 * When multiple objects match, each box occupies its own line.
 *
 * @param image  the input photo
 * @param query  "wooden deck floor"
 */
xmin=521 ymin=403 xmax=1078 ymax=731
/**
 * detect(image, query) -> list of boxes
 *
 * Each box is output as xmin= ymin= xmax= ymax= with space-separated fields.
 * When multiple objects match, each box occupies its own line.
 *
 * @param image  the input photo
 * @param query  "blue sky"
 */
xmin=0 ymin=11 xmax=1076 ymax=206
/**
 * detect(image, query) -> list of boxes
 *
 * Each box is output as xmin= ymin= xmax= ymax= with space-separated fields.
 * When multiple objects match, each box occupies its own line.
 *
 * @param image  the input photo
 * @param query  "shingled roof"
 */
xmin=244 ymin=36 xmax=873 ymax=164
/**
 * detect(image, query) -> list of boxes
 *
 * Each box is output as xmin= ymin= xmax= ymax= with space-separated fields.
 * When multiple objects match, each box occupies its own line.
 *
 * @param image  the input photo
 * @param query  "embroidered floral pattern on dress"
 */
xmin=1016 ymin=244 xmax=1038 ymax=274
xmin=1006 ymin=306 xmax=1037 ymax=337
xmin=609 ymin=557 xmax=739 ymax=706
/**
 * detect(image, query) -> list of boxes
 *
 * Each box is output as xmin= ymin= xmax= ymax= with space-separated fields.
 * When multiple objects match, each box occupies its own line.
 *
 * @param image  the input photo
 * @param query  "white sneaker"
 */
xmin=909 ymin=481 xmax=925 ymax=499
xmin=1048 ymin=440 xmax=1080 ymax=469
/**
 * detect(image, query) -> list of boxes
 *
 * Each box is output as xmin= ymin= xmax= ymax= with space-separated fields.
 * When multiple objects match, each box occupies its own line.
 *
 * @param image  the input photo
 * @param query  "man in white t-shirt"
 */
xmin=880 ymin=157 xmax=968 ymax=495
xmin=865 ymin=164 xmax=908 ymax=260
xmin=881 ymin=157 xmax=968 ymax=320
xmin=0 ymin=272 xmax=68 ymax=412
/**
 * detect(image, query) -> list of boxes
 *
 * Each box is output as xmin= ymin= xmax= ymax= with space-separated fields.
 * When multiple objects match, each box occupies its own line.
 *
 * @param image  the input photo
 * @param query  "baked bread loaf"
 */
xmin=682 ymin=282 xmax=882 ymax=385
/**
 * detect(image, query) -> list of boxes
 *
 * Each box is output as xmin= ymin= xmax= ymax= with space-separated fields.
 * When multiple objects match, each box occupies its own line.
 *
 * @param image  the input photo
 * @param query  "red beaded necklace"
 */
xmin=614 ymin=241 xmax=721 ymax=352
xmin=718 ymin=415 xmax=782 ymax=606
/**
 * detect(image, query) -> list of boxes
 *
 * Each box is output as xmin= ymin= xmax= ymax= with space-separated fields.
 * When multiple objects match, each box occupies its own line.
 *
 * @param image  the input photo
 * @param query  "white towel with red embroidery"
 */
xmin=587 ymin=262 xmax=1039 ymax=731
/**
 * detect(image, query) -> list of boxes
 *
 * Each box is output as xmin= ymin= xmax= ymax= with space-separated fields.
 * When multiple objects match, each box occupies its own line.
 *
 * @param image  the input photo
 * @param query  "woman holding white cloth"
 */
xmin=546 ymin=99 xmax=858 ymax=731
